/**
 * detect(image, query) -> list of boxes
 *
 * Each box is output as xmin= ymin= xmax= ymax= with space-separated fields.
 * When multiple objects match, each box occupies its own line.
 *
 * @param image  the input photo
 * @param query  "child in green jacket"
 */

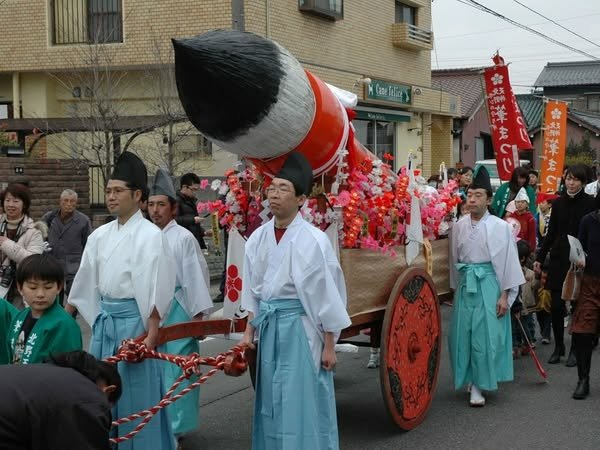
xmin=8 ymin=254 xmax=81 ymax=364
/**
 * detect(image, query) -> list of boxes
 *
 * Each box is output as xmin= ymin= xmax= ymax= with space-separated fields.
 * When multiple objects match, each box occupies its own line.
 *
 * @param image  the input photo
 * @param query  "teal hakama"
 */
xmin=90 ymin=298 xmax=175 ymax=450
xmin=160 ymin=293 xmax=200 ymax=435
xmin=448 ymin=262 xmax=513 ymax=391
xmin=251 ymin=298 xmax=339 ymax=450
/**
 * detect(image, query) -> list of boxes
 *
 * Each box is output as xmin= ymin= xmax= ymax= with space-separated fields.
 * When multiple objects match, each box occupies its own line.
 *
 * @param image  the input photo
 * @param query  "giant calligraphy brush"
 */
xmin=172 ymin=29 xmax=378 ymax=179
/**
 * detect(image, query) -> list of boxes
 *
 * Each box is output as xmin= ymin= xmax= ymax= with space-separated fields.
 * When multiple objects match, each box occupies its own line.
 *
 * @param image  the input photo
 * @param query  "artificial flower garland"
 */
xmin=198 ymin=158 xmax=460 ymax=250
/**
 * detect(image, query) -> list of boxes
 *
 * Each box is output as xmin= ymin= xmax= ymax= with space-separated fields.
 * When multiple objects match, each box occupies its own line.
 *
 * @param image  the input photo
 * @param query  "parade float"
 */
xmin=105 ymin=30 xmax=460 ymax=443
xmin=169 ymin=29 xmax=460 ymax=430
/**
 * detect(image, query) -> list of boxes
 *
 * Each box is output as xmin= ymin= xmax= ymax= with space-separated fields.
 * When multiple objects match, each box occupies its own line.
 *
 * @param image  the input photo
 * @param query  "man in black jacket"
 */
xmin=570 ymin=198 xmax=600 ymax=399
xmin=175 ymin=173 xmax=207 ymax=249
xmin=0 ymin=351 xmax=121 ymax=450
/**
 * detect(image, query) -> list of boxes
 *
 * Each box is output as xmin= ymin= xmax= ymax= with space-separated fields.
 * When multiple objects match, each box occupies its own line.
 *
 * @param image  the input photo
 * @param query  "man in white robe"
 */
xmin=67 ymin=152 xmax=177 ymax=450
xmin=240 ymin=153 xmax=351 ymax=450
xmin=449 ymin=165 xmax=524 ymax=407
xmin=148 ymin=169 xmax=213 ymax=439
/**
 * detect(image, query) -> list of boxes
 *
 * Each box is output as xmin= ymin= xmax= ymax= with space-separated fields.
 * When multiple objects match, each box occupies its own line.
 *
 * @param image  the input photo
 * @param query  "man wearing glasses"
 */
xmin=175 ymin=173 xmax=207 ymax=250
xmin=66 ymin=152 xmax=177 ymax=449
xmin=239 ymin=152 xmax=351 ymax=449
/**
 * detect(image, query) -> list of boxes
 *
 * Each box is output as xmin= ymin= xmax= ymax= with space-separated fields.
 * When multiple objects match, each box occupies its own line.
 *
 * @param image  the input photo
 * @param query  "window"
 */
xmin=51 ymin=0 xmax=123 ymax=45
xmin=587 ymin=95 xmax=600 ymax=113
xmin=88 ymin=0 xmax=123 ymax=44
xmin=0 ymin=103 xmax=13 ymax=119
xmin=353 ymin=119 xmax=395 ymax=168
xmin=299 ymin=0 xmax=343 ymax=21
xmin=395 ymin=1 xmax=416 ymax=25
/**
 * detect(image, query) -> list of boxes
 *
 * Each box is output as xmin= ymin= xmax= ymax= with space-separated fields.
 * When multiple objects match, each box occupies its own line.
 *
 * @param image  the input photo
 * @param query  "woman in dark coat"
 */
xmin=534 ymin=164 xmax=596 ymax=365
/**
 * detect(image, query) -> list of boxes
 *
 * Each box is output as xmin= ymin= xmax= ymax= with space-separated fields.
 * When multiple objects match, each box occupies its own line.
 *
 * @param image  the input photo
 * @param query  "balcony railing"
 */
xmin=392 ymin=22 xmax=433 ymax=51
xmin=51 ymin=0 xmax=123 ymax=45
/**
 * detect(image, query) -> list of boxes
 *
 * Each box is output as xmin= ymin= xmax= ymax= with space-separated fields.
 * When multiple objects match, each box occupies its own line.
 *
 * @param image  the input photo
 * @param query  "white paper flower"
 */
xmin=211 ymin=179 xmax=222 ymax=191
xmin=371 ymin=186 xmax=383 ymax=196
xmin=491 ymin=73 xmax=504 ymax=85
xmin=218 ymin=184 xmax=229 ymax=196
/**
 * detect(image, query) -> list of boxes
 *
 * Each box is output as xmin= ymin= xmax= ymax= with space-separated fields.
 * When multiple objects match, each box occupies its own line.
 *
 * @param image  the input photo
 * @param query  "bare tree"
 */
xmin=48 ymin=40 xmax=138 ymax=184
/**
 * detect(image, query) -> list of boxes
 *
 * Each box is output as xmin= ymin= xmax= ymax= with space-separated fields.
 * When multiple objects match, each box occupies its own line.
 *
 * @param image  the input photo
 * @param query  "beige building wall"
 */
xmin=247 ymin=1 xmax=431 ymax=89
xmin=430 ymin=115 xmax=454 ymax=176
xmin=0 ymin=0 xmax=232 ymax=72
xmin=1 ymin=0 xmax=456 ymax=176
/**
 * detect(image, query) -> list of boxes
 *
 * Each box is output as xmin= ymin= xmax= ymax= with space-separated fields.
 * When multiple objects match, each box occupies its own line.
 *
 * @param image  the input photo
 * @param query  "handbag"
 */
xmin=562 ymin=263 xmax=583 ymax=301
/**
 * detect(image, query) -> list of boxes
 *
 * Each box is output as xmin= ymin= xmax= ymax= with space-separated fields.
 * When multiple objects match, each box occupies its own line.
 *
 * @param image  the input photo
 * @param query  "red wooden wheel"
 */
xmin=379 ymin=267 xmax=441 ymax=430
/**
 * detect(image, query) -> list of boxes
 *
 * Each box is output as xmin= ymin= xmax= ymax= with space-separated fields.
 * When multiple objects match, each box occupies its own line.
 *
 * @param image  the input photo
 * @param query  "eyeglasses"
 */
xmin=105 ymin=188 xmax=132 ymax=196
xmin=266 ymin=186 xmax=294 ymax=195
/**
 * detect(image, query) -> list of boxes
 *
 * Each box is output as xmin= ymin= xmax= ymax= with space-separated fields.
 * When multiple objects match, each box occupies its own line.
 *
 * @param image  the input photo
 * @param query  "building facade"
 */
xmin=0 ymin=0 xmax=457 ymax=182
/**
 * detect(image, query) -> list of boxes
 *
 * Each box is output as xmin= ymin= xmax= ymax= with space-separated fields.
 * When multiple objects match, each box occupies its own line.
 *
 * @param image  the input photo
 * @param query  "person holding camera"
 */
xmin=0 ymin=184 xmax=45 ymax=308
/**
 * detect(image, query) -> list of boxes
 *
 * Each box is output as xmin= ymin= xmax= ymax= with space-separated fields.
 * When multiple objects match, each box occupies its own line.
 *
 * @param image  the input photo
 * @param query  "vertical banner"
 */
xmin=483 ymin=55 xmax=533 ymax=180
xmin=540 ymin=100 xmax=567 ymax=193
xmin=224 ymin=228 xmax=247 ymax=319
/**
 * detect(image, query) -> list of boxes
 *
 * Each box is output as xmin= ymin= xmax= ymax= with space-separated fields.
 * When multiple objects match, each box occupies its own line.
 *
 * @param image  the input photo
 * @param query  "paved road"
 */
xmin=179 ymin=305 xmax=600 ymax=450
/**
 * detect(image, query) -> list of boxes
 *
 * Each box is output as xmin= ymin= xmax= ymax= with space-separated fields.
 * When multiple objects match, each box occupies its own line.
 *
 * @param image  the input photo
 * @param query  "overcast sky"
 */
xmin=431 ymin=0 xmax=600 ymax=93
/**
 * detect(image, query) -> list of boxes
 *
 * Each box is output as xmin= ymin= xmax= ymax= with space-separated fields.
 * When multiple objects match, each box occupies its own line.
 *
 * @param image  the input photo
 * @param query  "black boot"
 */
xmin=566 ymin=349 xmax=577 ymax=367
xmin=548 ymin=344 xmax=565 ymax=364
xmin=572 ymin=333 xmax=593 ymax=399
xmin=573 ymin=377 xmax=590 ymax=399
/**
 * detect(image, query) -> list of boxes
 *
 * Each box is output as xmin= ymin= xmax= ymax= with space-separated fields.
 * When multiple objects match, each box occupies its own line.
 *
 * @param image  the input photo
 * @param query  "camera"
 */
xmin=0 ymin=264 xmax=15 ymax=289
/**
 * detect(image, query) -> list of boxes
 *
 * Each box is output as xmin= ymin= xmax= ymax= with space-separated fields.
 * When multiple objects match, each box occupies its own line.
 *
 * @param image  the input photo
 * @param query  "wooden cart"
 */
xmin=153 ymin=238 xmax=450 ymax=431
xmin=338 ymin=238 xmax=450 ymax=430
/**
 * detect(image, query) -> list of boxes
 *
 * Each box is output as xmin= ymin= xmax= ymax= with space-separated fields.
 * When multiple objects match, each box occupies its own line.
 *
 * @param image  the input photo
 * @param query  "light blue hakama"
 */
xmin=160 ymin=295 xmax=200 ymax=435
xmin=448 ymin=262 xmax=514 ymax=391
xmin=251 ymin=298 xmax=339 ymax=450
xmin=90 ymin=298 xmax=176 ymax=450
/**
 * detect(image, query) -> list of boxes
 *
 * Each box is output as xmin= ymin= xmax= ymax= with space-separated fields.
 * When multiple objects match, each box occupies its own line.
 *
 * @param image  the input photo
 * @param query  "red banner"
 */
xmin=540 ymin=100 xmax=567 ymax=193
xmin=483 ymin=59 xmax=533 ymax=180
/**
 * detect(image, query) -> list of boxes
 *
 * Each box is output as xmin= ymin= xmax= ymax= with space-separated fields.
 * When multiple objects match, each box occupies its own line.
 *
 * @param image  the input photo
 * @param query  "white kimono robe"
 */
xmin=241 ymin=213 xmax=351 ymax=369
xmin=163 ymin=220 xmax=212 ymax=317
xmin=68 ymin=210 xmax=176 ymax=329
xmin=449 ymin=212 xmax=524 ymax=306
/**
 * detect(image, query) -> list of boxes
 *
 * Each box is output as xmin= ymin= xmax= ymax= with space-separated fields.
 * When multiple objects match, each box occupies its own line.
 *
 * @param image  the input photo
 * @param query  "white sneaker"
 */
xmin=469 ymin=385 xmax=485 ymax=407
xmin=367 ymin=352 xmax=380 ymax=369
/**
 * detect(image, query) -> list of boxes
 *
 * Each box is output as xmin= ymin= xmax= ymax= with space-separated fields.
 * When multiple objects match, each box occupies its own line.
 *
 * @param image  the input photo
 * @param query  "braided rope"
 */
xmin=105 ymin=340 xmax=246 ymax=444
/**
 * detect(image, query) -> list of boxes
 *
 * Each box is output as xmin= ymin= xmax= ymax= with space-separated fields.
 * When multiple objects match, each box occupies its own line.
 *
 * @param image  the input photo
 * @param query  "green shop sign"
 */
xmin=366 ymin=79 xmax=412 ymax=105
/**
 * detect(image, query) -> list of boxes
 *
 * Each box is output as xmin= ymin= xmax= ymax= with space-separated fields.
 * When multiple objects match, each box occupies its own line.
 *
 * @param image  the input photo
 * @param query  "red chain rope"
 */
xmin=104 ymin=339 xmax=246 ymax=445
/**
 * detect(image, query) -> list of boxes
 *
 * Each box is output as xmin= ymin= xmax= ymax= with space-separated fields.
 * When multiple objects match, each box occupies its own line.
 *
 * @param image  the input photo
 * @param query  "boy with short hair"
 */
xmin=8 ymin=254 xmax=82 ymax=364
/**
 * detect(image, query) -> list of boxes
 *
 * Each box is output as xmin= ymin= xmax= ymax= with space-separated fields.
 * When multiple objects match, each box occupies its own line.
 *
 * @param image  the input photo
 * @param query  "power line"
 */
xmin=512 ymin=0 xmax=600 ymax=49
xmin=436 ymin=12 xmax=600 ymax=40
xmin=455 ymin=0 xmax=599 ymax=60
